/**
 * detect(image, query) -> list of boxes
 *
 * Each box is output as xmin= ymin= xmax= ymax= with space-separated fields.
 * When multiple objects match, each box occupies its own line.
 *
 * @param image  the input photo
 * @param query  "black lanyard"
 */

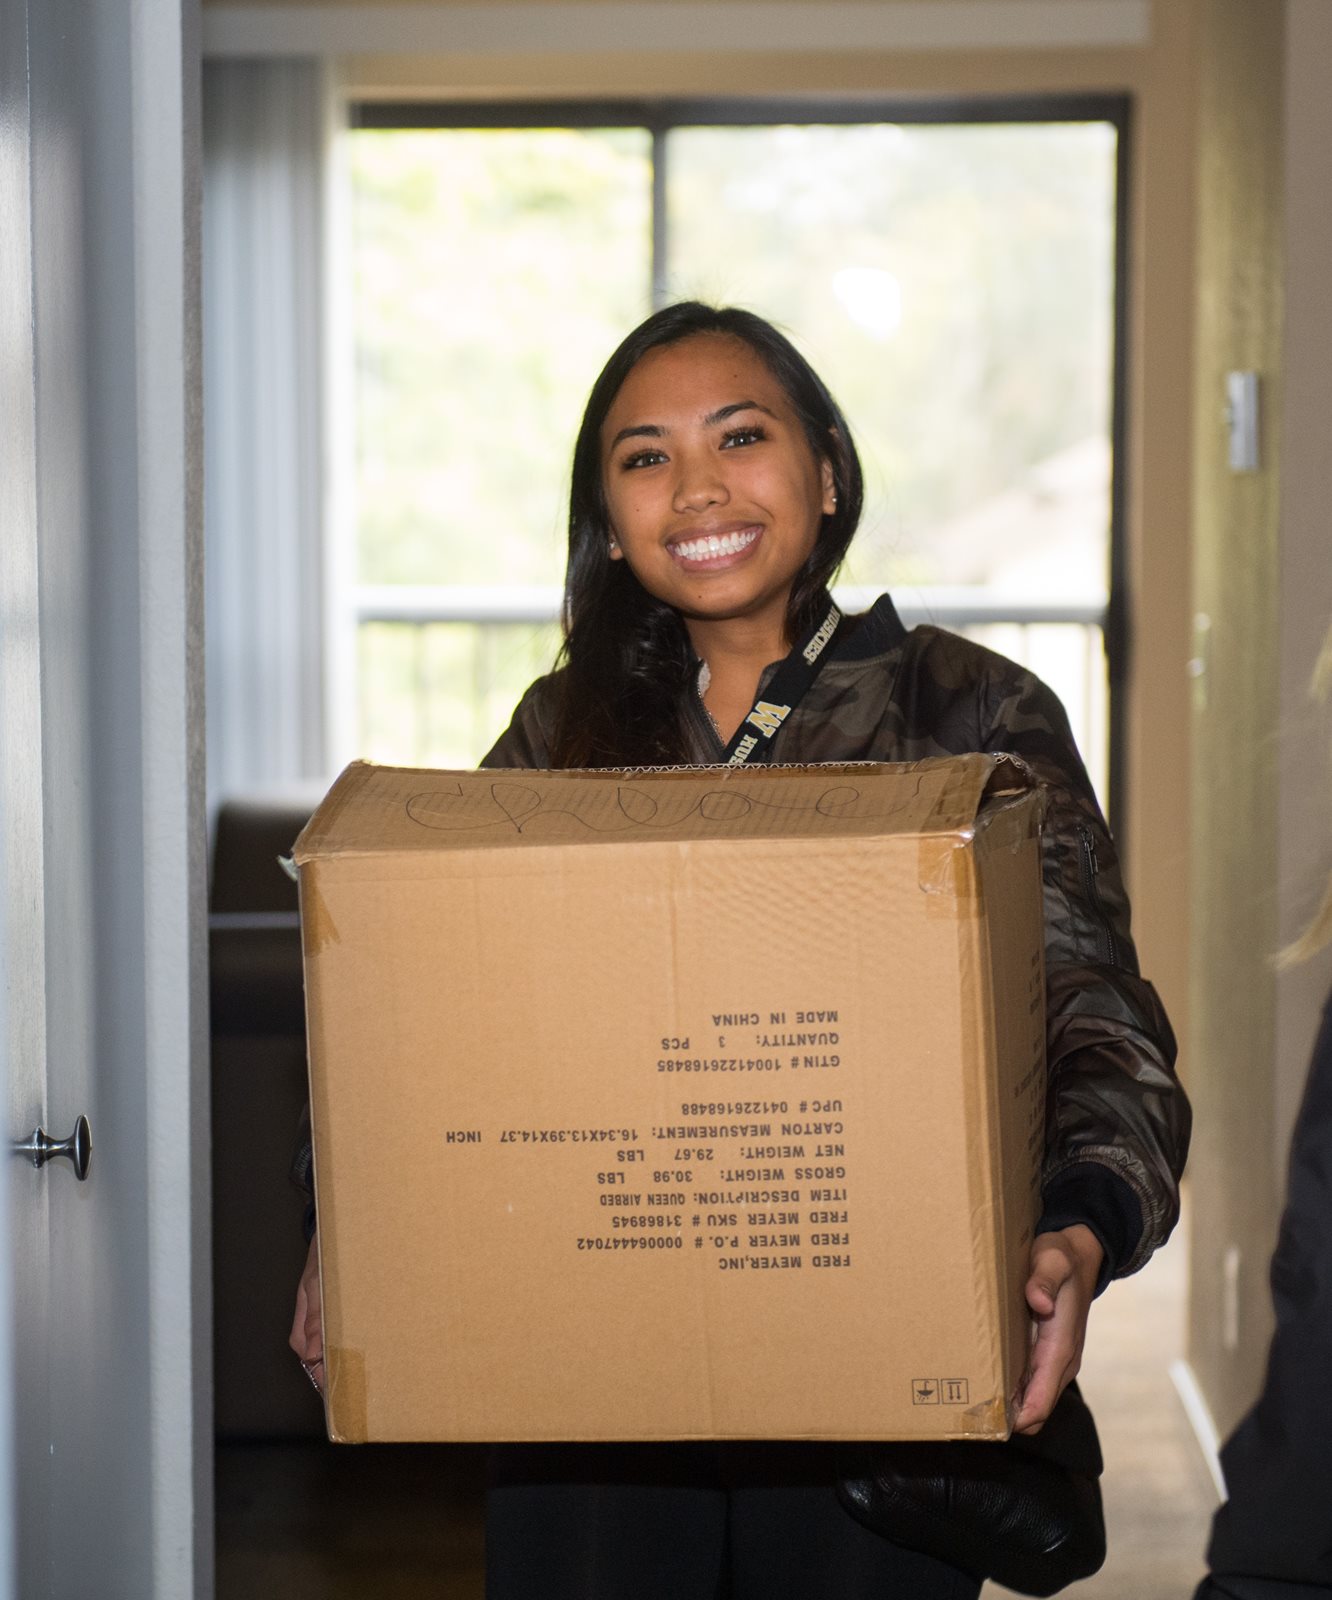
xmin=717 ymin=599 xmax=843 ymax=767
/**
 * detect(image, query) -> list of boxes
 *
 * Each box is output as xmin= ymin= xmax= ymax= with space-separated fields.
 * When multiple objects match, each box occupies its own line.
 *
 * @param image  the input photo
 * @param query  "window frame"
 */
xmin=345 ymin=92 xmax=1131 ymax=833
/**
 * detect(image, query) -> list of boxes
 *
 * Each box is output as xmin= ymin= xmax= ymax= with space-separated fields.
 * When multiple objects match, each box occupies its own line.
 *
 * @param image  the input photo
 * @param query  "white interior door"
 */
xmin=0 ymin=0 xmax=209 ymax=1594
xmin=0 ymin=1 xmax=53 ymax=1588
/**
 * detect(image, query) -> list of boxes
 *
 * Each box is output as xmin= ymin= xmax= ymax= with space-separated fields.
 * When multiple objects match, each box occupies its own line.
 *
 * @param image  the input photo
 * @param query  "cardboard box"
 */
xmin=295 ymin=754 xmax=1048 ymax=1444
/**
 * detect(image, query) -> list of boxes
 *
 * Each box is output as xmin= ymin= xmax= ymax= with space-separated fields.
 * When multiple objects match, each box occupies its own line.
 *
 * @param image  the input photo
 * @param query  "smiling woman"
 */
xmin=546 ymin=303 xmax=861 ymax=767
xmin=291 ymin=300 xmax=1188 ymax=1598
xmin=604 ymin=337 xmax=837 ymax=742
xmin=450 ymin=301 xmax=1188 ymax=1598
xmin=601 ymin=336 xmax=836 ymax=729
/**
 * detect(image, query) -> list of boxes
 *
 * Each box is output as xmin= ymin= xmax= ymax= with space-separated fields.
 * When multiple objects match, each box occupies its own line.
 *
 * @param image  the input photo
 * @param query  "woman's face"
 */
xmin=599 ymin=333 xmax=834 ymax=641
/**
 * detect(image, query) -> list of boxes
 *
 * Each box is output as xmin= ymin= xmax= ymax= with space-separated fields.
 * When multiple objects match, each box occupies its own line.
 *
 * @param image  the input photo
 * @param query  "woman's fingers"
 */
xmin=1013 ymin=1225 xmax=1102 ymax=1434
xmin=289 ymin=1232 xmax=323 ymax=1365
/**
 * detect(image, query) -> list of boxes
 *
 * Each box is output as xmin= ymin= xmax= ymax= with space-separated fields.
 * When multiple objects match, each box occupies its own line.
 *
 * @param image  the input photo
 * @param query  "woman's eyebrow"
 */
xmin=703 ymin=400 xmax=776 ymax=427
xmin=608 ymin=422 xmax=664 ymax=449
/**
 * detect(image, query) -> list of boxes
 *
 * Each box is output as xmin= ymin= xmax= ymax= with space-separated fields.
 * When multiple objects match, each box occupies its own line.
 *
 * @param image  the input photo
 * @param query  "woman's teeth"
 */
xmin=671 ymin=528 xmax=759 ymax=561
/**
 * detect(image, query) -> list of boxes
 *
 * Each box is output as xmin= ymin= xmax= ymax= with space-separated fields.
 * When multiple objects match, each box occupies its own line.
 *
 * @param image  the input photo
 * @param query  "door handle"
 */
xmin=14 ymin=1115 xmax=92 ymax=1181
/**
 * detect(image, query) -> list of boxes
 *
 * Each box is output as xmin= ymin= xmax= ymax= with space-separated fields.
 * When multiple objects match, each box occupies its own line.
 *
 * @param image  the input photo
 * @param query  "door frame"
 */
xmin=0 ymin=0 xmax=210 ymax=1591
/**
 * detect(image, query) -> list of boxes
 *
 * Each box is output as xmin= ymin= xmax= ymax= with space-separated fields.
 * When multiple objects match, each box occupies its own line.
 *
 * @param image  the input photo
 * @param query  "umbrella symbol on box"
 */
xmin=913 ymin=1380 xmax=938 ymax=1404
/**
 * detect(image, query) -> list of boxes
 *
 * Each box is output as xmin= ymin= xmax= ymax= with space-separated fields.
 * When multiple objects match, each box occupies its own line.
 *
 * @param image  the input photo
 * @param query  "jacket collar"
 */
xmin=828 ymin=592 xmax=909 ymax=663
xmin=686 ymin=591 xmax=908 ymax=681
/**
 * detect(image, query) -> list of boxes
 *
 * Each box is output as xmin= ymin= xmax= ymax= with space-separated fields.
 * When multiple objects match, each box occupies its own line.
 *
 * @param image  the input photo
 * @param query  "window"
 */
xmin=340 ymin=98 xmax=1126 ymax=807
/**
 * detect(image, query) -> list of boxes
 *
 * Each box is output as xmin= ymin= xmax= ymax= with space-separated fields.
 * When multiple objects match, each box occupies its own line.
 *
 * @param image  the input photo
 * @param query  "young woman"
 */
xmin=292 ymin=302 xmax=1189 ymax=1598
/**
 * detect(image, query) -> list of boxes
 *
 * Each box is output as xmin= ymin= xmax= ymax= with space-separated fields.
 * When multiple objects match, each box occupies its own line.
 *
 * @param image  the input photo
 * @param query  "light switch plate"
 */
xmin=1226 ymin=370 xmax=1260 ymax=472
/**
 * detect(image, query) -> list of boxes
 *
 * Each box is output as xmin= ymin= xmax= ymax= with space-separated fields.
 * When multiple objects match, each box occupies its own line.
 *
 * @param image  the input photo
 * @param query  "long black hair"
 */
xmin=548 ymin=302 xmax=864 ymax=768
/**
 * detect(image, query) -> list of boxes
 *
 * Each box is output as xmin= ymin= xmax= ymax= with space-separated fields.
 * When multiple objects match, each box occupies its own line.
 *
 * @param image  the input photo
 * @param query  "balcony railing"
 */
xmin=349 ymin=584 xmax=1109 ymax=803
xmin=353 ymin=583 xmax=1108 ymax=630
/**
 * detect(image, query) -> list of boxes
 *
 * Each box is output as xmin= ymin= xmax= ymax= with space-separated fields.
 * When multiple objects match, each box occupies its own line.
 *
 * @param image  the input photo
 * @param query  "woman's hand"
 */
xmin=289 ymin=1231 xmax=324 ymax=1394
xmin=1012 ymin=1224 xmax=1103 ymax=1435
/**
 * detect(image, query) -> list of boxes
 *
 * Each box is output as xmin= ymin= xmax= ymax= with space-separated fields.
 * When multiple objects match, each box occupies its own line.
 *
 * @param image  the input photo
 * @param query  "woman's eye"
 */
xmin=720 ymin=426 xmax=766 ymax=449
xmin=622 ymin=448 xmax=667 ymax=470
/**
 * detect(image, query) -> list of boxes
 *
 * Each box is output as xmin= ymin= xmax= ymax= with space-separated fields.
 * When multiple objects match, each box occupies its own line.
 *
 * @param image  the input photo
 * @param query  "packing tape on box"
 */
xmin=948 ymin=1394 xmax=1010 ymax=1439
xmin=299 ymin=870 xmax=342 ymax=956
xmin=917 ymin=832 xmax=980 ymax=915
xmin=927 ymin=760 xmax=991 ymax=832
xmin=326 ymin=1346 xmax=368 ymax=1443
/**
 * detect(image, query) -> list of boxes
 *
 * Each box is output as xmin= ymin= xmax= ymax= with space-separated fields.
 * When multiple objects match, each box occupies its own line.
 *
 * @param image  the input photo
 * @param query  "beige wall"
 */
xmin=1120 ymin=2 xmax=1199 ymax=1069
xmin=1185 ymin=0 xmax=1285 ymax=1438
xmin=1183 ymin=0 xmax=1332 ymax=1442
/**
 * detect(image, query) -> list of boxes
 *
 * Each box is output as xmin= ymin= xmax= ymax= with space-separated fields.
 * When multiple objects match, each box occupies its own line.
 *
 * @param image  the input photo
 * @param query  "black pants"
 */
xmin=1194 ymin=995 xmax=1332 ymax=1600
xmin=486 ymin=1442 xmax=981 ymax=1600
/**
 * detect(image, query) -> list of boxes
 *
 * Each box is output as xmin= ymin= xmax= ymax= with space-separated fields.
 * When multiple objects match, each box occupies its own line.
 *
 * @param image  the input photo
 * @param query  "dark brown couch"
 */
xmin=210 ymin=794 xmax=325 ymax=1440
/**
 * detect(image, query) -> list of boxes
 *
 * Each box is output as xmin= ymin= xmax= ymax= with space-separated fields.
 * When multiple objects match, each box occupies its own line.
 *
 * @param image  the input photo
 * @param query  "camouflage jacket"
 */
xmin=482 ymin=592 xmax=1189 ymax=1281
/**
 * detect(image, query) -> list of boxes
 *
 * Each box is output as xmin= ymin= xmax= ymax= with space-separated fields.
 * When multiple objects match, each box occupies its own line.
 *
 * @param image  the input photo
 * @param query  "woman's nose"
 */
xmin=672 ymin=452 xmax=728 ymax=513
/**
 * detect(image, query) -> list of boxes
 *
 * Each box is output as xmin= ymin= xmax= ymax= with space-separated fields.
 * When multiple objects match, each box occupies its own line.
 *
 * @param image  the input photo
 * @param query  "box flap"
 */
xmin=292 ymin=753 xmax=1035 ymax=864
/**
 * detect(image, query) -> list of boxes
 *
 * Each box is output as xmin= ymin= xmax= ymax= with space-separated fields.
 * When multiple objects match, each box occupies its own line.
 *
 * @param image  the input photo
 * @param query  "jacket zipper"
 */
xmin=685 ymin=685 xmax=726 ymax=761
xmin=1078 ymin=825 xmax=1121 ymax=968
